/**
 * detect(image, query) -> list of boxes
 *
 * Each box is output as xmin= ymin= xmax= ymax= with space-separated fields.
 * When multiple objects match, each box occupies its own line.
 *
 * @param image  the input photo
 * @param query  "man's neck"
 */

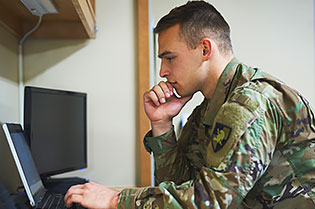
xmin=202 ymin=54 xmax=234 ymax=99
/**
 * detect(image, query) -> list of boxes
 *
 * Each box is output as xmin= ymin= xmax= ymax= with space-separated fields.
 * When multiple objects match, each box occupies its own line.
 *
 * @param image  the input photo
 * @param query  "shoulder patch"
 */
xmin=212 ymin=122 xmax=232 ymax=152
xmin=207 ymin=100 xmax=257 ymax=168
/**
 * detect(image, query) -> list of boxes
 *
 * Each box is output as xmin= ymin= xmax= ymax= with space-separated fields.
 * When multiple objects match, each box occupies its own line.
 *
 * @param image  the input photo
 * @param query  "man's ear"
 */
xmin=200 ymin=38 xmax=212 ymax=61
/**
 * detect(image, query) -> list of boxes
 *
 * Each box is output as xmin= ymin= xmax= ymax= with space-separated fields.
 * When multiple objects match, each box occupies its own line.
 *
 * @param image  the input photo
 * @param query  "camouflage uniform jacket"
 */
xmin=118 ymin=58 xmax=315 ymax=209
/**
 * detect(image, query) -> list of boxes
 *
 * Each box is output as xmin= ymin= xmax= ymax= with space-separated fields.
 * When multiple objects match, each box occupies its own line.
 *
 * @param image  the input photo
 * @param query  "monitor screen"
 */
xmin=24 ymin=86 xmax=87 ymax=178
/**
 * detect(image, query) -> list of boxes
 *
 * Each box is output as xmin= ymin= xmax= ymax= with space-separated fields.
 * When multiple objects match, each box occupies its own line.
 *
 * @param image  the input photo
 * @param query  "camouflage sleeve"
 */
xmin=117 ymin=87 xmax=280 ymax=208
xmin=143 ymin=101 xmax=206 ymax=184
xmin=143 ymin=127 xmax=193 ymax=184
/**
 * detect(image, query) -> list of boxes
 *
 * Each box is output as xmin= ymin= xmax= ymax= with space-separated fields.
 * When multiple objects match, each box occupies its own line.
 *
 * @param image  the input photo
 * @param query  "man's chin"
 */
xmin=174 ymin=90 xmax=193 ymax=98
xmin=173 ymin=88 xmax=182 ymax=97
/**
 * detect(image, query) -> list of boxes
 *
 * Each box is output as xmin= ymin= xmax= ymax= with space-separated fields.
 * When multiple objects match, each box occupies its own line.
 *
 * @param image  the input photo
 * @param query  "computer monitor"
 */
xmin=24 ymin=86 xmax=87 ymax=179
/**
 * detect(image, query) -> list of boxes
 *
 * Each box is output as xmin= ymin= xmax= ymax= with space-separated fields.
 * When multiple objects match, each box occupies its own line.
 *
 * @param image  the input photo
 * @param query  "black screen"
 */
xmin=24 ymin=86 xmax=87 ymax=177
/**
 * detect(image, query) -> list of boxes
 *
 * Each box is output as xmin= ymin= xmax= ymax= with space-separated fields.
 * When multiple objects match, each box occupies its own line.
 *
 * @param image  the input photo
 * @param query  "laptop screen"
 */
xmin=2 ymin=124 xmax=44 ymax=206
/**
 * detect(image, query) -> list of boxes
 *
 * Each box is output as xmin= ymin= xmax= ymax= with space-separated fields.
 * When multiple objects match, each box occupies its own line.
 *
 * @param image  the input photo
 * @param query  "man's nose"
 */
xmin=159 ymin=62 xmax=170 ymax=78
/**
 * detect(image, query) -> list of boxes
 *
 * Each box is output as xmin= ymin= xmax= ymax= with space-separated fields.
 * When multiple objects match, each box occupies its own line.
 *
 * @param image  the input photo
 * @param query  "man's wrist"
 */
xmin=151 ymin=119 xmax=172 ymax=136
xmin=111 ymin=190 xmax=120 ymax=208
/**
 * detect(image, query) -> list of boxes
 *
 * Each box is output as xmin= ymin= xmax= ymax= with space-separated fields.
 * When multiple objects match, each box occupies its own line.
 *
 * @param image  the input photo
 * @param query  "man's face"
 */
xmin=158 ymin=24 xmax=204 ymax=97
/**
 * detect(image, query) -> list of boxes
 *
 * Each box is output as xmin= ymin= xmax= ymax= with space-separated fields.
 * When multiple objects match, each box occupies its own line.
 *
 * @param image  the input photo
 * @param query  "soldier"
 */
xmin=65 ymin=1 xmax=315 ymax=208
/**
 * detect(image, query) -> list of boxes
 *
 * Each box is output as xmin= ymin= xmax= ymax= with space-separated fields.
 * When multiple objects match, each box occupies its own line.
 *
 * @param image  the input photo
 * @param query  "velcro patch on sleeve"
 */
xmin=207 ymin=100 xmax=257 ymax=167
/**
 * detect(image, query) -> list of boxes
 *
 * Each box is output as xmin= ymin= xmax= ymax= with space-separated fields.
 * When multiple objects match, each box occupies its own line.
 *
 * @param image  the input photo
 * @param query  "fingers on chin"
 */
xmin=148 ymin=91 xmax=160 ymax=106
xmin=165 ymin=82 xmax=174 ymax=93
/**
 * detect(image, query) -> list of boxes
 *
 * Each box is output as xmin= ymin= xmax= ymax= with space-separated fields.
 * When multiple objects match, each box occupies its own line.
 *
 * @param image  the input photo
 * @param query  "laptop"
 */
xmin=2 ymin=123 xmax=84 ymax=209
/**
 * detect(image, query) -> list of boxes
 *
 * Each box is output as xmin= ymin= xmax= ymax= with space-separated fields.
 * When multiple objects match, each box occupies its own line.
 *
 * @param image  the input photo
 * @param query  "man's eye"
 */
xmin=166 ymin=56 xmax=175 ymax=61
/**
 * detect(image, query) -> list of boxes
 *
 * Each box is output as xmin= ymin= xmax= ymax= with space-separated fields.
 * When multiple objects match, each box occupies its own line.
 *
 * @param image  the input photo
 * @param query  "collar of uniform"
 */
xmin=203 ymin=57 xmax=241 ymax=125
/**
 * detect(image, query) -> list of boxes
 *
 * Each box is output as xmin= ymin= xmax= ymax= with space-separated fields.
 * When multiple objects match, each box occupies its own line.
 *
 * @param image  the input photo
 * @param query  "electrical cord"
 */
xmin=8 ymin=185 xmax=25 ymax=198
xmin=19 ymin=15 xmax=43 ymax=45
xmin=18 ymin=14 xmax=43 ymax=125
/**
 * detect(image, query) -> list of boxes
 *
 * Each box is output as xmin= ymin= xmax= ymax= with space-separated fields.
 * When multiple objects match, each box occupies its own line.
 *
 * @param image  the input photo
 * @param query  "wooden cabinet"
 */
xmin=0 ymin=0 xmax=96 ymax=39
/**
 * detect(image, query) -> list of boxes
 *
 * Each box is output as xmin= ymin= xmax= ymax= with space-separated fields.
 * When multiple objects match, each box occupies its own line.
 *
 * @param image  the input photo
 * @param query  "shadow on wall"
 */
xmin=23 ymin=39 xmax=88 ymax=82
xmin=0 ymin=25 xmax=18 ymax=82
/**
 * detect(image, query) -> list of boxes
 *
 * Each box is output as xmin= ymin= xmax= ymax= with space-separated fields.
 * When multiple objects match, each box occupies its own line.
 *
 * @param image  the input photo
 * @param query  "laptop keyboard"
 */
xmin=37 ymin=193 xmax=66 ymax=209
xmin=36 ymin=193 xmax=86 ymax=209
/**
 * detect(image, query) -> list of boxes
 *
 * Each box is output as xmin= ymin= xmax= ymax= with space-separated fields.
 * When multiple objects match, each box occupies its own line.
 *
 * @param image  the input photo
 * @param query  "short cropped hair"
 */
xmin=154 ymin=1 xmax=233 ymax=56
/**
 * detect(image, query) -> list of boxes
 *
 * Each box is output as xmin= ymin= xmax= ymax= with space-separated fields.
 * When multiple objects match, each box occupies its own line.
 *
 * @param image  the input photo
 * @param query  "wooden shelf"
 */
xmin=0 ymin=0 xmax=96 ymax=39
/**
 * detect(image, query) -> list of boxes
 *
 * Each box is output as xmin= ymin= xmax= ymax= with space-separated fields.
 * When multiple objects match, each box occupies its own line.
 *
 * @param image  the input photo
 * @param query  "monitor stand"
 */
xmin=42 ymin=177 xmax=89 ymax=195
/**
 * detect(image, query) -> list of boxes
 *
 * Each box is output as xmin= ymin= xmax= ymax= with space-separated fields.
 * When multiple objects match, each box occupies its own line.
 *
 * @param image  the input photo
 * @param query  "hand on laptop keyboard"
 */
xmin=37 ymin=193 xmax=86 ymax=209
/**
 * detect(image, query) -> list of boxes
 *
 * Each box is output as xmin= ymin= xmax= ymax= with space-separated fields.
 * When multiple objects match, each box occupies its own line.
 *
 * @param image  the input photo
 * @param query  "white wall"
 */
xmin=0 ymin=25 xmax=19 ymax=123
xmin=151 ymin=0 xmax=315 ymax=131
xmin=23 ymin=0 xmax=137 ymax=187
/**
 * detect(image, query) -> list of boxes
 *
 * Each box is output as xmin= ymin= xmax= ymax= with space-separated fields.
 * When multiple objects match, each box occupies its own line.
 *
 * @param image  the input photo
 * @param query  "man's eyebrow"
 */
xmin=158 ymin=51 xmax=172 ymax=59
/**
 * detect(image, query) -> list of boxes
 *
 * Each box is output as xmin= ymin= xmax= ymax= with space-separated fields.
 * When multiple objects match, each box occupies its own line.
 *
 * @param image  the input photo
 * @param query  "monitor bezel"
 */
xmin=24 ymin=86 xmax=87 ymax=178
